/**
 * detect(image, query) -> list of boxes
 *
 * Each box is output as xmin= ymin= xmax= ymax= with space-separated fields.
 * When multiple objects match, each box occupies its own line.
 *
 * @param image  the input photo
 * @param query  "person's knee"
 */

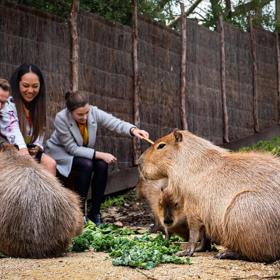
xmin=74 ymin=157 xmax=94 ymax=172
xmin=95 ymin=159 xmax=108 ymax=171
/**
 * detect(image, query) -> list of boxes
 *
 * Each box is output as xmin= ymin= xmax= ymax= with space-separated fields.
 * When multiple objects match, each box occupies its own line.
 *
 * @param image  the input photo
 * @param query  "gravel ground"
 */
xmin=1 ymin=250 xmax=279 ymax=280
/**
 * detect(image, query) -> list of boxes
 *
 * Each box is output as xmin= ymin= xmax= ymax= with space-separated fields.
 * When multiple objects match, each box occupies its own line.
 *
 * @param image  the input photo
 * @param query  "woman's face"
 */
xmin=19 ymin=72 xmax=40 ymax=103
xmin=71 ymin=104 xmax=90 ymax=124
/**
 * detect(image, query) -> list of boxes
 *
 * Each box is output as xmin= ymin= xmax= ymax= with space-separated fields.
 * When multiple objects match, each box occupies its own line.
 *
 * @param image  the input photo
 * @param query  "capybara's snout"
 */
xmin=164 ymin=216 xmax=173 ymax=226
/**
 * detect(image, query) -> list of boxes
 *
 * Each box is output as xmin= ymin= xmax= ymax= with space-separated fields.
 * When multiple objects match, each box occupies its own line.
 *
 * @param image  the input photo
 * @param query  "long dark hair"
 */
xmin=10 ymin=63 xmax=46 ymax=142
xmin=65 ymin=91 xmax=88 ymax=112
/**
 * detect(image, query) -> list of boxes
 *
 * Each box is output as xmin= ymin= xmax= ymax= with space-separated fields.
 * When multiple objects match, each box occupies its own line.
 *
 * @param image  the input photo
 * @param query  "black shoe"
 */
xmin=89 ymin=213 xmax=103 ymax=226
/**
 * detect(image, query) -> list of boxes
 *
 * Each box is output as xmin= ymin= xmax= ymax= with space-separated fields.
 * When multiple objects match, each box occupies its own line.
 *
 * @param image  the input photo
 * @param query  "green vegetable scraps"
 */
xmin=69 ymin=221 xmax=191 ymax=269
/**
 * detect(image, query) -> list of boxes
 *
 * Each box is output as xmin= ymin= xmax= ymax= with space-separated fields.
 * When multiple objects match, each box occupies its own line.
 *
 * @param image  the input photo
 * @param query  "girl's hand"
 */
xmin=131 ymin=128 xmax=149 ymax=139
xmin=95 ymin=151 xmax=117 ymax=165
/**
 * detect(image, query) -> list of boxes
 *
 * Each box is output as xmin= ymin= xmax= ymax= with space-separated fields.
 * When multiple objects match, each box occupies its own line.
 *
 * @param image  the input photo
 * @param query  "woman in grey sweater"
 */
xmin=46 ymin=91 xmax=148 ymax=225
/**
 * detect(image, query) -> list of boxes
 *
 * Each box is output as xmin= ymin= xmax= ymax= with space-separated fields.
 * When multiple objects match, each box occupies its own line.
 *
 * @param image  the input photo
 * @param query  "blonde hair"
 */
xmin=0 ymin=78 xmax=11 ymax=93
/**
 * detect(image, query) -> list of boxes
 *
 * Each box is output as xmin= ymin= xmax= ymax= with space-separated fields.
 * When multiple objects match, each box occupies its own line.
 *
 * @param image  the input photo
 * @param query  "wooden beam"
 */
xmin=218 ymin=15 xmax=229 ymax=143
xmin=249 ymin=16 xmax=259 ymax=132
xmin=276 ymin=31 xmax=280 ymax=124
xmin=69 ymin=0 xmax=79 ymax=92
xmin=132 ymin=0 xmax=141 ymax=164
xmin=180 ymin=2 xmax=188 ymax=130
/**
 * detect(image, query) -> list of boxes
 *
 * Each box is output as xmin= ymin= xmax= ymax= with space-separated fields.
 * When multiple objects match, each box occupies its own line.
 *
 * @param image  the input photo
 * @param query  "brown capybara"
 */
xmin=136 ymin=178 xmax=189 ymax=240
xmin=135 ymin=178 xmax=167 ymax=234
xmin=136 ymin=178 xmax=212 ymax=251
xmin=138 ymin=129 xmax=280 ymax=262
xmin=0 ymin=146 xmax=83 ymax=258
xmin=157 ymin=185 xmax=212 ymax=252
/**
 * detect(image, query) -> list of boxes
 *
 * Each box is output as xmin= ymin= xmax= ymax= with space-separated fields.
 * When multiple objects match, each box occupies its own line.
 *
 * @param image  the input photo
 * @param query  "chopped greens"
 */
xmin=70 ymin=221 xmax=191 ymax=269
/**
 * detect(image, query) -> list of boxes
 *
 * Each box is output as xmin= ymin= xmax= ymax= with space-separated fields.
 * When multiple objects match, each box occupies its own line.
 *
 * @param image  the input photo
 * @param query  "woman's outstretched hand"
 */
xmin=131 ymin=128 xmax=149 ymax=139
xmin=95 ymin=151 xmax=117 ymax=165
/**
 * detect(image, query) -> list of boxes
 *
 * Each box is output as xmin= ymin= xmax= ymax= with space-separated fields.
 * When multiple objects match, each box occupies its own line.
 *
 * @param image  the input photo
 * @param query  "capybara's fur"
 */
xmin=135 ymin=178 xmax=166 ymax=234
xmin=136 ymin=178 xmax=189 ymax=240
xmin=0 ymin=146 xmax=83 ymax=258
xmin=138 ymin=130 xmax=280 ymax=262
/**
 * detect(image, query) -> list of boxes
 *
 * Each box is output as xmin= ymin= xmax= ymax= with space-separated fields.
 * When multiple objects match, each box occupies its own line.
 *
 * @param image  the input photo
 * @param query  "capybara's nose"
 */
xmin=164 ymin=217 xmax=173 ymax=226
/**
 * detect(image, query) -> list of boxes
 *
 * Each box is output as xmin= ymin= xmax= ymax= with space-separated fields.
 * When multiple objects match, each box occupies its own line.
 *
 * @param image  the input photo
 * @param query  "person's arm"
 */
xmin=95 ymin=107 xmax=149 ymax=139
xmin=54 ymin=113 xmax=95 ymax=159
xmin=0 ymin=99 xmax=28 ymax=152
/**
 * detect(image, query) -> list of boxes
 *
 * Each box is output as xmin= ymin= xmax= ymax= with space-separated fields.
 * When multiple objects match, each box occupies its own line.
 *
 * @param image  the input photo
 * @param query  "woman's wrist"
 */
xmin=130 ymin=127 xmax=137 ymax=136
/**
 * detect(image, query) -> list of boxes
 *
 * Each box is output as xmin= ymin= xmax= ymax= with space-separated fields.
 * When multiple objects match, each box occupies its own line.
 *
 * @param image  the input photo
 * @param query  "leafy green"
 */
xmin=100 ymin=196 xmax=126 ymax=210
xmin=70 ymin=221 xmax=191 ymax=269
xmin=239 ymin=136 xmax=280 ymax=156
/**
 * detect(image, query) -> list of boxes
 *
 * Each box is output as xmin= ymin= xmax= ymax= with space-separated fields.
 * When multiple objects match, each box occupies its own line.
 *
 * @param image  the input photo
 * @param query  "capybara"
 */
xmin=138 ymin=129 xmax=280 ymax=262
xmin=136 ymin=178 xmax=167 ymax=234
xmin=136 ymin=178 xmax=189 ymax=240
xmin=0 ymin=146 xmax=83 ymax=258
xmin=136 ymin=178 xmax=212 ymax=251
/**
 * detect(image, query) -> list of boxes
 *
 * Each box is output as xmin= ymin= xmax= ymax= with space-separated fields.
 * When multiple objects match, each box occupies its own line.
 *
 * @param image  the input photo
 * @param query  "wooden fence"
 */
xmin=0 ymin=1 xmax=279 ymax=193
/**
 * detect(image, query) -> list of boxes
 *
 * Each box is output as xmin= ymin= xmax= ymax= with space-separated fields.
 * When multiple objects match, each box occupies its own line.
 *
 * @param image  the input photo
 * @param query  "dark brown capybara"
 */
xmin=136 ymin=177 xmax=211 ymax=251
xmin=135 ymin=178 xmax=167 ymax=234
xmin=136 ymin=177 xmax=189 ymax=240
xmin=138 ymin=129 xmax=280 ymax=262
xmin=0 ymin=146 xmax=83 ymax=258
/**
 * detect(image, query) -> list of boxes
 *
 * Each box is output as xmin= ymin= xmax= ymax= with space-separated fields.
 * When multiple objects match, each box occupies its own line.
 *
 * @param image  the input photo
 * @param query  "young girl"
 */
xmin=45 ymin=91 xmax=149 ymax=225
xmin=0 ymin=63 xmax=56 ymax=175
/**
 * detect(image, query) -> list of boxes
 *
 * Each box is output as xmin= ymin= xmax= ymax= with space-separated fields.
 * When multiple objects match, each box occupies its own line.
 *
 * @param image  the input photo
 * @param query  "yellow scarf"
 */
xmin=78 ymin=123 xmax=89 ymax=146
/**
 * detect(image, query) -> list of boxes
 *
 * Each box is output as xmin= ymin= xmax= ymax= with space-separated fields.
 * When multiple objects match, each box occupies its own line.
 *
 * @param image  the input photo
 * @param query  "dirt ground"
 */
xmin=1 ymin=190 xmax=280 ymax=280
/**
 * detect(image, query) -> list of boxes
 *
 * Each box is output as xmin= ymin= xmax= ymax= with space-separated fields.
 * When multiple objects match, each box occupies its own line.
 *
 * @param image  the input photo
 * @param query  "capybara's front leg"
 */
xmin=176 ymin=218 xmax=201 ymax=257
xmin=194 ymin=226 xmax=211 ymax=252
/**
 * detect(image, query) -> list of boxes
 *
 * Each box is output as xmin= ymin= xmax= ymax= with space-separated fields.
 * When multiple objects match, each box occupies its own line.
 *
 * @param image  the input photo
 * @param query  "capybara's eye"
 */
xmin=157 ymin=143 xmax=166 ymax=150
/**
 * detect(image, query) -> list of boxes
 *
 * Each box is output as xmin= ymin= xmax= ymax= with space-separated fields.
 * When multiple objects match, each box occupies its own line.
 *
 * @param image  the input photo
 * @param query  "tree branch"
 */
xmin=231 ymin=0 xmax=273 ymax=17
xmin=168 ymin=0 xmax=203 ymax=27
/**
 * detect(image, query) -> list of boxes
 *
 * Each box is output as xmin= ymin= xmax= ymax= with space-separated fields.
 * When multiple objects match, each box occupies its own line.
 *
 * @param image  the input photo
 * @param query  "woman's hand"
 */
xmin=95 ymin=151 xmax=117 ymax=165
xmin=131 ymin=128 xmax=149 ymax=139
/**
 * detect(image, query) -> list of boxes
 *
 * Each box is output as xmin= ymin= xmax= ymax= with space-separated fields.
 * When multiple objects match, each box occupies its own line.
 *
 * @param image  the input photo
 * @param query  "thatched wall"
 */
xmin=0 ymin=2 xmax=279 ymax=189
xmin=0 ymin=1 xmax=70 ymax=135
xmin=78 ymin=12 xmax=134 ymax=170
xmin=224 ymin=23 xmax=254 ymax=141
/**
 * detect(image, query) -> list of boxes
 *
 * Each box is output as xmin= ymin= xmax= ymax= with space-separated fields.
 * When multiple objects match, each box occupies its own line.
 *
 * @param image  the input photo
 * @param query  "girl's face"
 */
xmin=19 ymin=72 xmax=40 ymax=103
xmin=71 ymin=104 xmax=90 ymax=124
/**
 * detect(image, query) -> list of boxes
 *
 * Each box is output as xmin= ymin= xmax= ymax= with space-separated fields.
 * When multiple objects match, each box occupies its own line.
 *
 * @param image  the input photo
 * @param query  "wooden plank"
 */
xmin=105 ymin=167 xmax=139 ymax=195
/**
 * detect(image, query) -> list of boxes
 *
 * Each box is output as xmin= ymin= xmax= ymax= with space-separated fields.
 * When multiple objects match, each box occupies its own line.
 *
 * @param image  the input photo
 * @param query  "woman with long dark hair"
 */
xmin=1 ymin=63 xmax=56 ymax=175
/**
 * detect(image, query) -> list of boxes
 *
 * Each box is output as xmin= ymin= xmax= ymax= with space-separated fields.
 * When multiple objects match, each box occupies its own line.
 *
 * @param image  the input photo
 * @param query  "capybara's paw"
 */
xmin=148 ymin=223 xmax=160 ymax=233
xmin=215 ymin=250 xmax=244 ymax=260
xmin=176 ymin=246 xmax=195 ymax=257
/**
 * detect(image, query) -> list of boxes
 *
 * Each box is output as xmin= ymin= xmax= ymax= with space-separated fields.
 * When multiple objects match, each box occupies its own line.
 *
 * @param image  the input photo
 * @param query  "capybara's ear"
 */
xmin=161 ymin=184 xmax=168 ymax=192
xmin=173 ymin=129 xmax=183 ymax=143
